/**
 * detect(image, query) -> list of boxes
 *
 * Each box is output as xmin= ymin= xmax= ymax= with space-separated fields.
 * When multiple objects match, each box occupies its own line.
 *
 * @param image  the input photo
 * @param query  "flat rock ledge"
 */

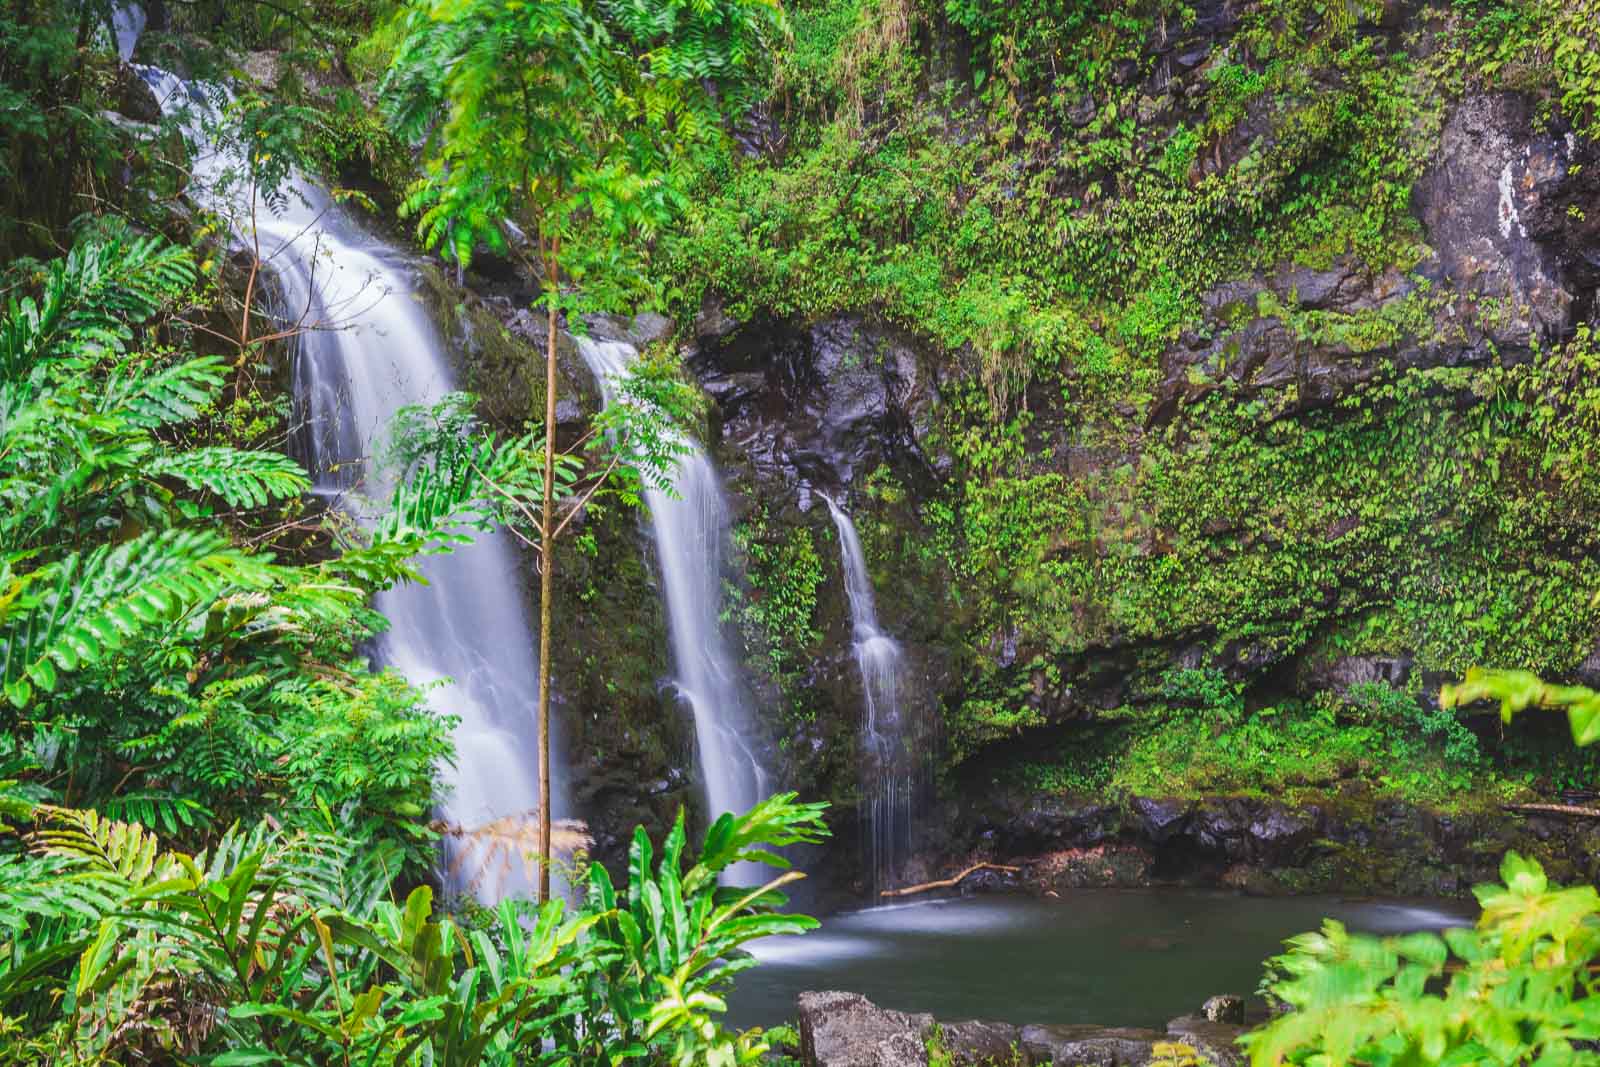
xmin=796 ymin=991 xmax=1246 ymax=1067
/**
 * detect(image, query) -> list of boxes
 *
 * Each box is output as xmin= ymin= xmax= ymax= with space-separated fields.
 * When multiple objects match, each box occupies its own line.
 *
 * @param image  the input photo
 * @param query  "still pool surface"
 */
xmin=728 ymin=889 xmax=1472 ymax=1029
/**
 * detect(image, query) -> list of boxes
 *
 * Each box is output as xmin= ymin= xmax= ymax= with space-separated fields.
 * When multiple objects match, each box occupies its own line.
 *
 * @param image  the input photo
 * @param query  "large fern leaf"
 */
xmin=0 ymin=529 xmax=276 ymax=707
xmin=149 ymin=447 xmax=310 ymax=509
xmin=0 ymin=229 xmax=195 ymax=377
xmin=99 ymin=355 xmax=227 ymax=428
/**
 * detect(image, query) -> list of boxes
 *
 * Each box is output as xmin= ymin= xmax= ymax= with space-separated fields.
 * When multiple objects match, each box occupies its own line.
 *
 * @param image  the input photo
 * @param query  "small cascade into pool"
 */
xmin=575 ymin=337 xmax=769 ymax=876
xmin=822 ymin=495 xmax=915 ymax=897
xmin=142 ymin=67 xmax=567 ymax=900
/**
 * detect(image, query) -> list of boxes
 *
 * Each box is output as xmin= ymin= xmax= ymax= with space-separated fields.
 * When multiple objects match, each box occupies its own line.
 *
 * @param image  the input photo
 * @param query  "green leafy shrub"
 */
xmin=729 ymin=508 xmax=826 ymax=685
xmin=1245 ymin=851 xmax=1600 ymax=1065
xmin=0 ymin=224 xmax=526 ymax=863
xmin=0 ymin=794 xmax=828 ymax=1065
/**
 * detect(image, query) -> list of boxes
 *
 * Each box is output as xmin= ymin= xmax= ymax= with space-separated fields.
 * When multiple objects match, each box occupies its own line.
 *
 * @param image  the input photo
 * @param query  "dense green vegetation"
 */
xmin=1 ymin=0 xmax=829 ymax=1062
xmin=8 ymin=0 xmax=1600 ymax=1061
xmin=1248 ymin=849 xmax=1600 ymax=1063
xmin=0 ymin=791 xmax=825 ymax=1064
xmin=640 ymin=0 xmax=1600 ymax=810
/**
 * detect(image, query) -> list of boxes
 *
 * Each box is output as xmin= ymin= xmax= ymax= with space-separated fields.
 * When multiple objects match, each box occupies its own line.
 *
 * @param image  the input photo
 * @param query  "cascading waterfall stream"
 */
xmin=141 ymin=66 xmax=566 ymax=900
xmin=575 ymin=337 xmax=768 ymax=869
xmin=112 ymin=3 xmax=145 ymax=61
xmin=822 ymin=495 xmax=913 ymax=898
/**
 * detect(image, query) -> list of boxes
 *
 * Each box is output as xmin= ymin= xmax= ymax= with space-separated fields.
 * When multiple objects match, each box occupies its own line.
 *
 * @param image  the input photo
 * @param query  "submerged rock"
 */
xmin=1020 ymin=1024 xmax=1167 ymax=1066
xmin=1200 ymin=995 xmax=1246 ymax=1024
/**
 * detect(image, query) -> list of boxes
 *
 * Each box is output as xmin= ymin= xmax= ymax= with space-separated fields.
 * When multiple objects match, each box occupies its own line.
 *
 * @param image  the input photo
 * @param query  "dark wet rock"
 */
xmin=413 ymin=261 xmax=599 ymax=434
xmin=932 ymin=784 xmax=1600 ymax=898
xmin=1190 ymin=801 xmax=1246 ymax=859
xmin=1246 ymin=808 xmax=1313 ymax=857
xmin=1578 ymin=643 xmax=1600 ymax=689
xmin=1130 ymin=797 xmax=1191 ymax=843
xmin=1414 ymin=93 xmax=1583 ymax=341
xmin=1152 ymin=259 xmax=1420 ymax=421
xmin=799 ymin=991 xmax=934 ymax=1067
xmin=1299 ymin=653 xmax=1414 ymax=696
xmin=795 ymin=995 xmax=1245 ymax=1067
xmin=692 ymin=313 xmax=940 ymax=493
xmin=1166 ymin=1015 xmax=1245 ymax=1067
xmin=694 ymin=293 xmax=740 ymax=344
xmin=584 ymin=311 xmax=673 ymax=348
xmin=1154 ymin=94 xmax=1600 ymax=424
xmin=940 ymin=1020 xmax=1026 ymax=1065
xmin=1020 ymin=1024 xmax=1166 ymax=1067
xmin=113 ymin=63 xmax=161 ymax=123
xmin=1199 ymin=995 xmax=1246 ymax=1025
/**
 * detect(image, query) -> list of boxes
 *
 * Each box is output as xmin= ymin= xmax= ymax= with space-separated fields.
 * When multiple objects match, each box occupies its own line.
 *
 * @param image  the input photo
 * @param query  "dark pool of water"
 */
xmin=728 ymin=889 xmax=1472 ymax=1030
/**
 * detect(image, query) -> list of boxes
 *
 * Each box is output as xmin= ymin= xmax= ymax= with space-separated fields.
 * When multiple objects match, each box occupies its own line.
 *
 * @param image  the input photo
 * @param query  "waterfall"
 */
xmin=112 ymin=2 xmax=146 ymax=62
xmin=822 ymin=495 xmax=913 ymax=898
xmin=142 ymin=69 xmax=565 ymax=900
xmin=575 ymin=338 xmax=768 ymax=861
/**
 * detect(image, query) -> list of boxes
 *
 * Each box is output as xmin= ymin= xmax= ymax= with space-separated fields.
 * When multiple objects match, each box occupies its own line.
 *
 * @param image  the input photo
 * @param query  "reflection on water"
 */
xmin=730 ymin=889 xmax=1471 ymax=1029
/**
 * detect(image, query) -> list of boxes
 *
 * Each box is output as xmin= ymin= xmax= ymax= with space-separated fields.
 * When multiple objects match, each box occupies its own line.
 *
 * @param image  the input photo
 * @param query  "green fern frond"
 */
xmin=30 ymin=807 xmax=176 ymax=886
xmin=100 ymin=356 xmax=228 ymax=428
xmin=1 ymin=529 xmax=275 ymax=708
xmin=149 ymin=447 xmax=310 ymax=509
xmin=0 ymin=228 xmax=195 ymax=378
xmin=99 ymin=794 xmax=214 ymax=836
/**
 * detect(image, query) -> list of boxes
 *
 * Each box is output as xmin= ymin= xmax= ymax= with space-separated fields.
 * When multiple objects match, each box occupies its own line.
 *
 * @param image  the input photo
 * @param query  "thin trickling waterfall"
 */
xmin=823 ymin=495 xmax=913 ymax=897
xmin=143 ymin=69 xmax=565 ymax=899
xmin=575 ymin=338 xmax=768 ymax=863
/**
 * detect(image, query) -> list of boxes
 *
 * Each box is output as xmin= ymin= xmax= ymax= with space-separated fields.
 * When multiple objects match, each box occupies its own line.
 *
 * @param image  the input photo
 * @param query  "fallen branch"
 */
xmin=879 ymin=862 xmax=1020 ymax=898
xmin=1504 ymin=803 xmax=1600 ymax=819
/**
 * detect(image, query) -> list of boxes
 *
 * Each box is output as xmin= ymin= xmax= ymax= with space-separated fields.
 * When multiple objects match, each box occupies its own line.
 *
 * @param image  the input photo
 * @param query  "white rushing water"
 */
xmin=822 ymin=495 xmax=913 ymax=896
xmin=575 ymin=338 xmax=768 ymax=864
xmin=142 ymin=68 xmax=564 ymax=900
xmin=112 ymin=3 xmax=146 ymax=62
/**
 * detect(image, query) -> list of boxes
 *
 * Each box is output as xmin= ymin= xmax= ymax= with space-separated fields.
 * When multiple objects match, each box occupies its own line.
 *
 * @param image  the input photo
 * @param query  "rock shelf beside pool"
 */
xmin=796 ymin=990 xmax=1248 ymax=1067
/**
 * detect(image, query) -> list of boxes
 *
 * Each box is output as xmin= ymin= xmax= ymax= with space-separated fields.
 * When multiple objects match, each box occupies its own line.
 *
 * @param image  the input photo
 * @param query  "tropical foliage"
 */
xmin=1241 ymin=673 xmax=1600 ymax=1064
xmin=378 ymin=0 xmax=787 ymax=899
xmin=1245 ymin=850 xmax=1600 ymax=1066
xmin=0 ymin=222 xmax=508 ymax=865
xmin=0 ymin=791 xmax=826 ymax=1065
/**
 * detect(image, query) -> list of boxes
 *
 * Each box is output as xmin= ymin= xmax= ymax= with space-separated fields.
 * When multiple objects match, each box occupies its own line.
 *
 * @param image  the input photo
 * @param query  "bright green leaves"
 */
xmin=1245 ymin=852 xmax=1600 ymax=1066
xmin=1 ymin=795 xmax=826 ymax=1066
xmin=1441 ymin=667 xmax=1600 ymax=749
xmin=0 ymin=224 xmax=454 ymax=861
xmin=380 ymin=0 xmax=785 ymax=295
xmin=580 ymin=793 xmax=827 ymax=1064
xmin=1463 ymin=0 xmax=1600 ymax=140
xmin=149 ymin=447 xmax=311 ymax=509
xmin=0 ymin=228 xmax=195 ymax=378
xmin=1474 ymin=852 xmax=1600 ymax=967
xmin=0 ymin=530 xmax=273 ymax=708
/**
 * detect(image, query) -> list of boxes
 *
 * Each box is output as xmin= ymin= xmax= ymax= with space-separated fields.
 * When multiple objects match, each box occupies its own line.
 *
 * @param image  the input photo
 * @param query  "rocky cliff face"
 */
xmin=425 ymin=0 xmax=1600 ymax=895
xmin=655 ymin=4 xmax=1600 ymax=892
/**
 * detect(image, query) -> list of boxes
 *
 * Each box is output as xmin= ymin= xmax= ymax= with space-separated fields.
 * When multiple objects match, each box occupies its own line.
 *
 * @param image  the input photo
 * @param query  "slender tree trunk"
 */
xmin=535 ymin=234 xmax=560 ymax=904
xmin=59 ymin=0 xmax=97 ymax=233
